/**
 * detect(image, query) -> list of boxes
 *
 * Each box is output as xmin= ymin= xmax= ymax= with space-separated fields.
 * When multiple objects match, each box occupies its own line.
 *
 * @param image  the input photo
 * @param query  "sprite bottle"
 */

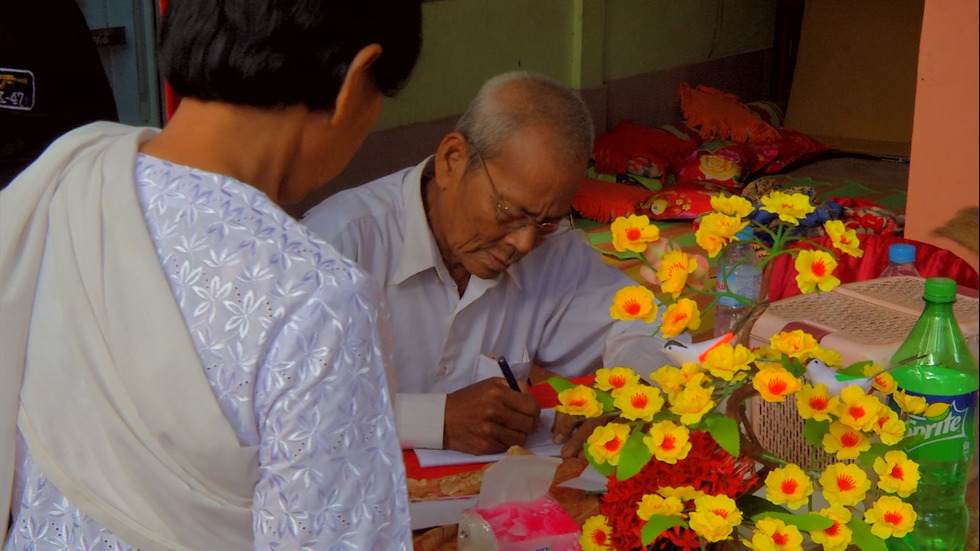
xmin=886 ymin=277 xmax=979 ymax=551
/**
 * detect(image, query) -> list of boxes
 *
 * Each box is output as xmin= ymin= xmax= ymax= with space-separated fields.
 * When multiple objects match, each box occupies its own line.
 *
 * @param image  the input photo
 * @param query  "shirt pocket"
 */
xmin=474 ymin=347 xmax=532 ymax=385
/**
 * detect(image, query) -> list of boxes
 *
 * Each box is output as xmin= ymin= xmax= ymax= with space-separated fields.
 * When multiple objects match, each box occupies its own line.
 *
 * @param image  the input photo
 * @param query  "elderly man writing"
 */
xmin=303 ymin=71 xmax=671 ymax=457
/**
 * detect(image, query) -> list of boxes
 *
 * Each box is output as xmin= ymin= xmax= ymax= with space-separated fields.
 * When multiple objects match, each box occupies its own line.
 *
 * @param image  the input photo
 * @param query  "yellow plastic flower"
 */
xmin=794 ymin=249 xmax=841 ymax=294
xmin=710 ymin=194 xmax=754 ymax=218
xmin=807 ymin=345 xmax=842 ymax=367
xmin=699 ymin=156 xmax=740 ymax=181
xmin=752 ymin=344 xmax=784 ymax=361
xmin=657 ymin=485 xmax=704 ymax=502
xmin=765 ymin=464 xmax=813 ymax=510
xmin=810 ymin=505 xmax=853 ymax=551
xmin=586 ymin=423 xmax=632 ymax=466
xmin=822 ymin=420 xmax=871 ymax=460
xmin=650 ymin=363 xmax=702 ymax=398
xmin=613 ymin=384 xmax=665 ymax=422
xmin=643 ymin=420 xmax=692 ymax=464
xmin=659 ymin=298 xmax=702 ymax=339
xmin=610 ymin=285 xmax=659 ymax=323
xmin=873 ymin=408 xmax=907 ymax=446
xmin=743 ymin=517 xmax=804 ymax=551
xmin=864 ymin=496 xmax=916 ymax=539
xmin=657 ymin=249 xmax=698 ymax=299
xmin=795 ymin=384 xmax=840 ymax=422
xmin=611 ymin=214 xmax=660 ymax=254
xmin=863 ymin=363 xmax=897 ymax=395
xmin=696 ymin=212 xmax=748 ymax=257
xmin=636 ymin=494 xmax=685 ymax=521
xmin=760 ymin=191 xmax=815 ymax=226
xmin=823 ymin=220 xmax=864 ymax=258
xmin=668 ymin=373 xmax=716 ymax=425
xmin=554 ymin=385 xmax=603 ymax=418
xmin=892 ymin=389 xmax=928 ymax=415
xmin=836 ymin=385 xmax=882 ymax=431
xmin=688 ymin=494 xmax=742 ymax=543
xmin=769 ymin=329 xmax=819 ymax=359
xmin=580 ymin=515 xmax=614 ymax=551
xmin=819 ymin=463 xmax=871 ymax=507
xmin=874 ymin=450 xmax=920 ymax=497
xmin=594 ymin=366 xmax=640 ymax=397
xmin=753 ymin=364 xmax=803 ymax=403
xmin=702 ymin=343 xmax=755 ymax=381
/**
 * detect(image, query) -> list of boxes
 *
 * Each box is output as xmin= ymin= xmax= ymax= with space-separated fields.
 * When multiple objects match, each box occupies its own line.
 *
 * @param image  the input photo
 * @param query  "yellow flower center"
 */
xmin=768 ymin=379 xmax=788 ymax=395
xmin=661 ymin=435 xmax=676 ymax=451
xmin=884 ymin=511 xmax=904 ymax=526
xmin=630 ymin=393 xmax=648 ymax=409
xmin=848 ymin=405 xmax=867 ymax=419
xmin=825 ymin=521 xmax=841 ymax=536
xmin=773 ymin=532 xmax=790 ymax=545
xmin=591 ymin=529 xmax=608 ymax=545
xmin=836 ymin=474 xmax=856 ymax=491
xmin=890 ymin=465 xmax=905 ymax=480
xmin=604 ymin=437 xmax=621 ymax=452
xmin=571 ymin=398 xmax=586 ymax=407
xmin=840 ymin=433 xmax=859 ymax=448
xmin=623 ymin=300 xmax=641 ymax=316
xmin=626 ymin=228 xmax=641 ymax=241
xmin=713 ymin=508 xmax=729 ymax=519
xmin=810 ymin=396 xmax=828 ymax=410
xmin=811 ymin=260 xmax=827 ymax=277
xmin=609 ymin=375 xmax=626 ymax=388
xmin=780 ymin=479 xmax=799 ymax=495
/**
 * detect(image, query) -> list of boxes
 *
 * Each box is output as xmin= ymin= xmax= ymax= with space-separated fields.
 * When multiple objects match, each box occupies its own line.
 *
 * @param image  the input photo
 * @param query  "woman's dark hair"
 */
xmin=158 ymin=0 xmax=422 ymax=111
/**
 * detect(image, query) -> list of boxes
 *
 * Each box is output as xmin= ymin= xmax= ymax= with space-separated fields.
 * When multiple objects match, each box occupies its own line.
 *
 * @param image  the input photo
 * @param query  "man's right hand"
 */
xmin=443 ymin=378 xmax=541 ymax=455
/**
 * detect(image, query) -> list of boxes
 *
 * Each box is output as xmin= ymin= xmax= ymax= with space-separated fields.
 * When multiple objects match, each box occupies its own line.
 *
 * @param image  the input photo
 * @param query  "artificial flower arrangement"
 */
xmin=551 ymin=192 xmax=938 ymax=551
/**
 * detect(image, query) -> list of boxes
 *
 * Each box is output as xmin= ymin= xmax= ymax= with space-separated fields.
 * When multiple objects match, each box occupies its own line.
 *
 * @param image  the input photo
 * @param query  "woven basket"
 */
xmin=747 ymin=276 xmax=980 ymax=467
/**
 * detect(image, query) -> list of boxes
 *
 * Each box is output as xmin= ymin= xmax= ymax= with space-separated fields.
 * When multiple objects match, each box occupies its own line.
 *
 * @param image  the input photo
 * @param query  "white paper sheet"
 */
xmin=414 ymin=409 xmax=563 ymax=467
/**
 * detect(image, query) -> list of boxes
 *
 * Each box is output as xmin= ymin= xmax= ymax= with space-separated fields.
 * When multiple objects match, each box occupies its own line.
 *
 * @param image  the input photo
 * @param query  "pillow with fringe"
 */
xmin=571 ymin=179 xmax=655 ymax=223
xmin=678 ymin=82 xmax=781 ymax=144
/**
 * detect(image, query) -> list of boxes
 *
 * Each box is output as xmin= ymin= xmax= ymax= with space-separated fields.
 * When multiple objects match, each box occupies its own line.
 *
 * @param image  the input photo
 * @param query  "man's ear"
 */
xmin=433 ymin=132 xmax=470 ymax=191
xmin=331 ymin=43 xmax=384 ymax=128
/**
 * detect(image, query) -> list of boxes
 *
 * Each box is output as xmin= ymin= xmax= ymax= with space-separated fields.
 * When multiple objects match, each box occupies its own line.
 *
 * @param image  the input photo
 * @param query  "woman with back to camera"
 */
xmin=0 ymin=0 xmax=422 ymax=548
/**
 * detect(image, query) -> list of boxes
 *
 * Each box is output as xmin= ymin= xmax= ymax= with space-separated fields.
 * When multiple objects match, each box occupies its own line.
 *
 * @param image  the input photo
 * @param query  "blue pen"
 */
xmin=496 ymin=356 xmax=522 ymax=392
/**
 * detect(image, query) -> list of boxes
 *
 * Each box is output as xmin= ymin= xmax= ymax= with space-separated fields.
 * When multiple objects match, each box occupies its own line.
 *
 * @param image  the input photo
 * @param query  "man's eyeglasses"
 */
xmin=473 ymin=148 xmax=572 ymax=236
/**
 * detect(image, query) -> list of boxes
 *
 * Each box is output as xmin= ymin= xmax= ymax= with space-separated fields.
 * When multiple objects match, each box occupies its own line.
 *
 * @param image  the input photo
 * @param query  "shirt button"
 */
xmin=438 ymin=365 xmax=448 ymax=375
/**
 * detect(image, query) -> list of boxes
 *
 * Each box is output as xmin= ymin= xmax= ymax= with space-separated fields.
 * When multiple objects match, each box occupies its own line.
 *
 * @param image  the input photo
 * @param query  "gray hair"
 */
xmin=454 ymin=71 xmax=594 ymax=174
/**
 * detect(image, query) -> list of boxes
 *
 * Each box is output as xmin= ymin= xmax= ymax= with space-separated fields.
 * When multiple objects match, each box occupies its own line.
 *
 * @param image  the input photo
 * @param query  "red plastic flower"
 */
xmin=600 ymin=431 xmax=758 ymax=551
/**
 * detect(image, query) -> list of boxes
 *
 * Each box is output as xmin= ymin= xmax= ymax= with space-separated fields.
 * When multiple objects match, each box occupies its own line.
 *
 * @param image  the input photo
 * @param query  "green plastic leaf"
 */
xmin=546 ymin=375 xmax=577 ymax=394
xmin=751 ymin=512 xmax=833 ymax=532
xmin=594 ymin=388 xmax=616 ymax=413
xmin=703 ymin=413 xmax=740 ymax=457
xmin=858 ymin=443 xmax=891 ymax=469
xmin=803 ymin=418 xmax=830 ymax=447
xmin=784 ymin=359 xmax=806 ymax=378
xmin=640 ymin=515 xmax=688 ymax=546
xmin=736 ymin=494 xmax=791 ymax=519
xmin=837 ymin=360 xmax=874 ymax=378
xmin=597 ymin=248 xmax=644 ymax=262
xmin=615 ymin=427 xmax=653 ymax=481
xmin=847 ymin=518 xmax=888 ymax=551
xmin=583 ymin=445 xmax=615 ymax=477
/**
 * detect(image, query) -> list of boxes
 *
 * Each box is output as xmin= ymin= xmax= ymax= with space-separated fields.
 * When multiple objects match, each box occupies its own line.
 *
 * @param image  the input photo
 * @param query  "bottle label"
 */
xmin=888 ymin=389 xmax=978 ymax=461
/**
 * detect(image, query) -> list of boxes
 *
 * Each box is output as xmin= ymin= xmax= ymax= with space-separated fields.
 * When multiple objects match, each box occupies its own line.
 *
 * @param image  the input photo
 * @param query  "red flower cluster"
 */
xmin=600 ymin=430 xmax=758 ymax=551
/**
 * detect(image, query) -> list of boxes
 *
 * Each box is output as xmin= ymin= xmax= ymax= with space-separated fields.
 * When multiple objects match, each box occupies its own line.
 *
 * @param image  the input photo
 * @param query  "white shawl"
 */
xmin=1 ymin=122 xmax=259 ymax=549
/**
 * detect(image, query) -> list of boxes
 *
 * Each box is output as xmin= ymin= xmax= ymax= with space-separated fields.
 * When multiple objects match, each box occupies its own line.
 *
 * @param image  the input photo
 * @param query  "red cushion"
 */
xmin=767 ymin=234 xmax=980 ymax=302
xmin=571 ymin=179 xmax=655 ymax=223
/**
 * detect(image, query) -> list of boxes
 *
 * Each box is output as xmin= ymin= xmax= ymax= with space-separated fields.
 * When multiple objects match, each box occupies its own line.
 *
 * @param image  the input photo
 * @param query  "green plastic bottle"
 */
xmin=886 ymin=277 xmax=979 ymax=551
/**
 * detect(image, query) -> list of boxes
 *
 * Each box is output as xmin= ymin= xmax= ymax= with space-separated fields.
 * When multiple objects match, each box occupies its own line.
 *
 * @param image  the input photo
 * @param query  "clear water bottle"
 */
xmin=714 ymin=228 xmax=761 ymax=337
xmin=886 ymin=277 xmax=979 ymax=551
xmin=880 ymin=243 xmax=921 ymax=278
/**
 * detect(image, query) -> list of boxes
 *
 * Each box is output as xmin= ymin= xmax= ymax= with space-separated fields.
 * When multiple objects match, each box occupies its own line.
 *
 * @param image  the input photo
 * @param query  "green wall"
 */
xmin=375 ymin=0 xmax=777 ymax=130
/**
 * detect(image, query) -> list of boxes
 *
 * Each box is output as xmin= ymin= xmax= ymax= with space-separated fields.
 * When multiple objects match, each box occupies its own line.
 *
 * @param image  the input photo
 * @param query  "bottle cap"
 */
xmin=888 ymin=243 xmax=916 ymax=264
xmin=923 ymin=277 xmax=957 ymax=303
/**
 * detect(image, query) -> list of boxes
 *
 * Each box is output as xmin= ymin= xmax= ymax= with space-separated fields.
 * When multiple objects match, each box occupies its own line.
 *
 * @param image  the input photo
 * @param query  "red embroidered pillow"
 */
xmin=640 ymin=180 xmax=722 ymax=221
xmin=676 ymin=141 xmax=777 ymax=189
xmin=571 ymin=179 xmax=655 ymax=223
